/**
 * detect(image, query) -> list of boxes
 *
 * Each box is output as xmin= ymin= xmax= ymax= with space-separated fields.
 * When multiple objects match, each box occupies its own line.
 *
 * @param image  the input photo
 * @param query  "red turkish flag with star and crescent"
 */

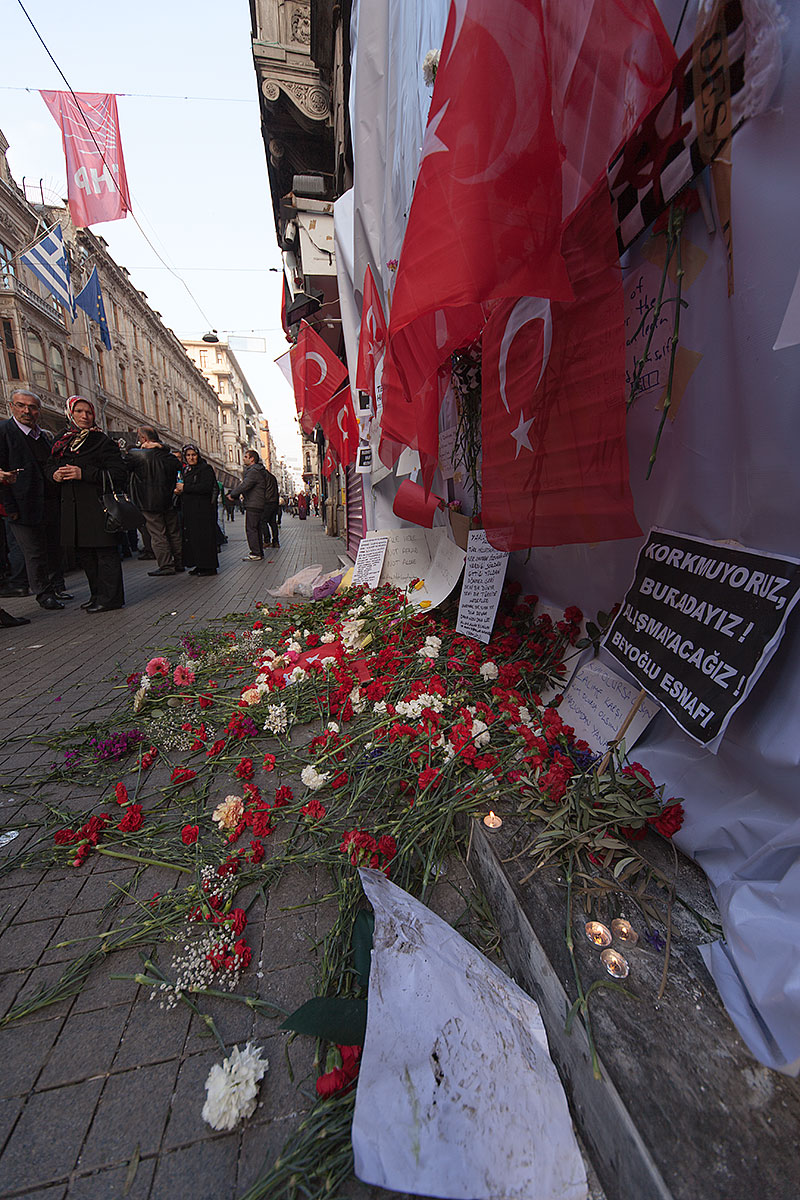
xmin=41 ymin=92 xmax=131 ymax=228
xmin=480 ymin=188 xmax=641 ymax=550
xmin=379 ymin=0 xmax=675 ymax=491
xmin=320 ymin=385 xmax=360 ymax=467
xmin=356 ymin=266 xmax=389 ymax=402
xmin=290 ymin=322 xmax=348 ymax=434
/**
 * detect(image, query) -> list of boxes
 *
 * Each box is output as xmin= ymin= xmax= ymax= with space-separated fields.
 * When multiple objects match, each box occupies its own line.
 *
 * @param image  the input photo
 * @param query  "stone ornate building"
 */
xmin=0 ymin=129 xmax=228 ymax=480
xmin=181 ymin=340 xmax=262 ymax=480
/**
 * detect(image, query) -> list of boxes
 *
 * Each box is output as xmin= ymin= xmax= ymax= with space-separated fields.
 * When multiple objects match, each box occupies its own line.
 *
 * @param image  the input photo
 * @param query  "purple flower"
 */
xmin=645 ymin=929 xmax=666 ymax=952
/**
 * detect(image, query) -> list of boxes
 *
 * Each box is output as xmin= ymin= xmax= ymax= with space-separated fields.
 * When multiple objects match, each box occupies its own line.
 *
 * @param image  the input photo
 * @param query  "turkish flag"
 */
xmin=290 ymin=322 xmax=348 ymax=434
xmin=356 ymin=266 xmax=388 ymax=401
xmin=41 ymin=92 xmax=131 ymax=227
xmin=320 ymin=385 xmax=360 ymax=467
xmin=381 ymin=0 xmax=675 ymax=483
xmin=322 ymin=445 xmax=338 ymax=478
xmin=481 ymin=188 xmax=641 ymax=551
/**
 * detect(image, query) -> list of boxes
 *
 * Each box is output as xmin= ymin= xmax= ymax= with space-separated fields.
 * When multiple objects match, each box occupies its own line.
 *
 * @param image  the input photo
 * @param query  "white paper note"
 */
xmin=352 ymin=536 xmax=388 ymax=588
xmin=353 ymin=869 xmax=588 ymax=1200
xmin=559 ymin=659 xmax=660 ymax=756
xmin=438 ymin=425 xmax=458 ymax=479
xmin=456 ymin=529 xmax=509 ymax=644
xmin=364 ymin=528 xmax=466 ymax=611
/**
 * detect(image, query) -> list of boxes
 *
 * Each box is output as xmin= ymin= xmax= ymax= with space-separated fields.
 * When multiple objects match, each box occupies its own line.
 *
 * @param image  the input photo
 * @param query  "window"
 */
xmin=2 ymin=320 xmax=20 ymax=380
xmin=0 ymin=241 xmax=15 ymax=286
xmin=49 ymin=345 xmax=67 ymax=396
xmin=222 ymin=410 xmax=228 ymax=424
xmin=199 ymin=349 xmax=208 ymax=368
xmin=26 ymin=331 xmax=48 ymax=389
xmin=153 ymin=390 xmax=161 ymax=424
xmin=228 ymin=445 xmax=234 ymax=462
xmin=138 ymin=377 xmax=146 ymax=413
xmin=133 ymin=324 xmax=140 ymax=350
xmin=118 ymin=362 xmax=128 ymax=404
xmin=96 ymin=347 xmax=106 ymax=388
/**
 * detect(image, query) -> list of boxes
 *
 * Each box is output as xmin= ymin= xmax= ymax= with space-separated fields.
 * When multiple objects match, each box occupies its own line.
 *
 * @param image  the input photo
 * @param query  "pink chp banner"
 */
xmin=40 ymin=91 xmax=131 ymax=227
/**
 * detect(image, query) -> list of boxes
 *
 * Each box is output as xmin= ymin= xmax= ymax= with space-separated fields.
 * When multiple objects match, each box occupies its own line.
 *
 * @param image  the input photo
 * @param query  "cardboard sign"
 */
xmin=559 ymin=661 xmax=660 ymax=757
xmin=352 ymin=536 xmax=388 ymax=588
xmin=456 ymin=529 xmax=509 ymax=645
xmin=604 ymin=528 xmax=800 ymax=746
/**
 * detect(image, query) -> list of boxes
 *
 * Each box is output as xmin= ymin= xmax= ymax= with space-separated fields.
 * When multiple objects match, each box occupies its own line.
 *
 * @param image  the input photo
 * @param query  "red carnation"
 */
xmin=649 ymin=802 xmax=684 ymax=838
xmin=262 ymin=753 xmax=276 ymax=772
xmin=235 ymin=757 xmax=254 ymax=780
xmin=181 ymin=824 xmax=199 ymax=845
xmin=171 ymin=767 xmax=197 ymax=785
xmin=114 ymin=782 xmax=129 ymax=806
xmin=117 ymin=804 xmax=144 ymax=833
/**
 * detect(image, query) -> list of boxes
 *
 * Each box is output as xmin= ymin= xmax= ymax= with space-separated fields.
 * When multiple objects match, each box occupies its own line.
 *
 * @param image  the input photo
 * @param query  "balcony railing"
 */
xmin=1 ymin=273 xmax=65 ymax=326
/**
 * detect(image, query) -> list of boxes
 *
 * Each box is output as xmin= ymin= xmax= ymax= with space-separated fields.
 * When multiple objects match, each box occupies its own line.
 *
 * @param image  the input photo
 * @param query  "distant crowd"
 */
xmin=0 ymin=389 xmax=317 ymax=627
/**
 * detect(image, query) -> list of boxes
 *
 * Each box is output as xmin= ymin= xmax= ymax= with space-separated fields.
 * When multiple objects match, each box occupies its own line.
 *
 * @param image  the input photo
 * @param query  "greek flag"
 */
xmin=19 ymin=224 xmax=75 ymax=315
xmin=75 ymin=266 xmax=112 ymax=350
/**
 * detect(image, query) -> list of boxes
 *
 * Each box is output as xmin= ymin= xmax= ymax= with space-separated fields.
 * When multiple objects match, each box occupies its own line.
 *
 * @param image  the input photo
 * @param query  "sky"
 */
xmin=1 ymin=0 xmax=302 ymax=469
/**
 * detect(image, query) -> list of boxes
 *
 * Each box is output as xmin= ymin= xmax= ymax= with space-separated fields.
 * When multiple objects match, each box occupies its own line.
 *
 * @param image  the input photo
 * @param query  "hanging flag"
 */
xmin=355 ymin=266 xmax=388 ymax=401
xmin=281 ymin=275 xmax=293 ymax=342
xmin=290 ymin=322 xmax=348 ymax=434
xmin=41 ymin=91 xmax=131 ymax=227
xmin=20 ymin=224 xmax=75 ymax=315
xmin=322 ymin=444 xmax=338 ymax=478
xmin=319 ymin=384 xmax=360 ymax=467
xmin=480 ymin=188 xmax=641 ymax=551
xmin=74 ymin=266 xmax=111 ymax=350
xmin=381 ymin=0 xmax=676 ymax=479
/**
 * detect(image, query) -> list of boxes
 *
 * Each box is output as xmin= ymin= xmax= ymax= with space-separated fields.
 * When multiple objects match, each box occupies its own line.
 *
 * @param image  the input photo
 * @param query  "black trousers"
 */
xmin=261 ymin=504 xmax=280 ymax=547
xmin=6 ymin=517 xmax=64 ymax=598
xmin=245 ymin=509 xmax=264 ymax=557
xmin=76 ymin=546 xmax=125 ymax=608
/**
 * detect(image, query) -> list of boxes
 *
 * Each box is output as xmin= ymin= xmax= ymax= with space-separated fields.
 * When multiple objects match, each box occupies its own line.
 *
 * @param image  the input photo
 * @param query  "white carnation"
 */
xmin=301 ymin=765 xmax=329 ymax=790
xmin=471 ymin=719 xmax=491 ymax=748
xmin=202 ymin=1042 xmax=268 ymax=1132
xmin=320 ymin=632 xmax=337 ymax=644
xmin=479 ymin=661 xmax=499 ymax=680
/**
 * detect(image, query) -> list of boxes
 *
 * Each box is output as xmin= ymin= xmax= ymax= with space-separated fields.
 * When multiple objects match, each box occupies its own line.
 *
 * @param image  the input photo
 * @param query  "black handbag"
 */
xmin=102 ymin=470 xmax=145 ymax=533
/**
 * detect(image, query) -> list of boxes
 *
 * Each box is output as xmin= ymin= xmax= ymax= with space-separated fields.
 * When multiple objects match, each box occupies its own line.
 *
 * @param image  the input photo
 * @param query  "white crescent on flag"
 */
xmin=337 ymin=404 xmax=350 ymax=440
xmin=306 ymin=351 xmax=328 ymax=385
xmin=498 ymin=296 xmax=552 ymax=414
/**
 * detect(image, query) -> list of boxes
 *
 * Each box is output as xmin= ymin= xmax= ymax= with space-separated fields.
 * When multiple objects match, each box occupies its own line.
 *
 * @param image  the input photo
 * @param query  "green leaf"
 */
xmin=352 ymin=909 xmax=375 ymax=990
xmin=586 ymin=623 xmax=600 ymax=640
xmin=597 ymin=611 xmax=610 ymax=626
xmin=612 ymin=856 xmax=636 ymax=879
xmin=281 ymin=997 xmax=367 ymax=1045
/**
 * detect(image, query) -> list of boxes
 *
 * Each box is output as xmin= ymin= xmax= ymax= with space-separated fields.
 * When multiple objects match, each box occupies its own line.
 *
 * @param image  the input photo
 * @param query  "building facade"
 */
xmin=182 ymin=340 xmax=262 ymax=482
xmin=0 ymin=130 xmax=227 ymax=479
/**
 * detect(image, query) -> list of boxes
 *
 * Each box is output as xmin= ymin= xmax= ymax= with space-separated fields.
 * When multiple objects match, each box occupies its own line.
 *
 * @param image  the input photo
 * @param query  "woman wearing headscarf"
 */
xmin=175 ymin=445 xmax=219 ymax=576
xmin=47 ymin=396 xmax=127 ymax=612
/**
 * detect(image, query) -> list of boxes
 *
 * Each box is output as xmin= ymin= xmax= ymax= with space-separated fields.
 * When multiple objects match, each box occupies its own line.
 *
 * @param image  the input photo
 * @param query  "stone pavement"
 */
xmin=0 ymin=513 xmax=364 ymax=1200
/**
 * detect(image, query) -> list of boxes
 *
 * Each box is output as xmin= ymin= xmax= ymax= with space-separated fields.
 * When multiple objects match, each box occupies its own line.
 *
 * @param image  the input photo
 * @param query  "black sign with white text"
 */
xmin=604 ymin=528 xmax=800 ymax=745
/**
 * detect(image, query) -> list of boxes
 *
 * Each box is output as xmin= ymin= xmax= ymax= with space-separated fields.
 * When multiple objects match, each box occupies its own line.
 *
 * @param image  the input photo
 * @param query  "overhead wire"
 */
xmin=13 ymin=0 xmax=219 ymax=329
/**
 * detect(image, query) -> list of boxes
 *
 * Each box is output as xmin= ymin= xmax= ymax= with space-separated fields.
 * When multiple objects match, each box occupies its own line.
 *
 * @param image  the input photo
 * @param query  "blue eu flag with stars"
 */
xmin=75 ymin=266 xmax=112 ymax=350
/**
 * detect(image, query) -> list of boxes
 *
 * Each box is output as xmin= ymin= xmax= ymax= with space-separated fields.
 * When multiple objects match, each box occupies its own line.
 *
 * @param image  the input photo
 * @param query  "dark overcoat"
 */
xmin=46 ymin=432 xmax=127 ymax=549
xmin=0 ymin=418 xmax=56 ymax=525
xmin=181 ymin=460 xmax=219 ymax=570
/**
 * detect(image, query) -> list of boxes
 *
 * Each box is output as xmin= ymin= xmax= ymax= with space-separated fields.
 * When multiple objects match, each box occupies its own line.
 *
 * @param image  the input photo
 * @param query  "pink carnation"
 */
xmin=145 ymin=657 xmax=170 ymax=678
xmin=173 ymin=665 xmax=196 ymax=687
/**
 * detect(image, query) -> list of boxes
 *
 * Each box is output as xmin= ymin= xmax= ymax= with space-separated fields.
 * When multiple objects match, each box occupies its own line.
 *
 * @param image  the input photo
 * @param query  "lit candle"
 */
xmin=483 ymin=811 xmax=502 ymax=830
xmin=600 ymin=948 xmax=629 ymax=978
xmin=584 ymin=921 xmax=612 ymax=947
xmin=611 ymin=918 xmax=639 ymax=945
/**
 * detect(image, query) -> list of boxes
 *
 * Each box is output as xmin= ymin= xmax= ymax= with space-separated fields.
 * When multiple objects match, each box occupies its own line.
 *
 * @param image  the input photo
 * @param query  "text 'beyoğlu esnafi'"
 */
xmin=603 ymin=528 xmax=800 ymax=745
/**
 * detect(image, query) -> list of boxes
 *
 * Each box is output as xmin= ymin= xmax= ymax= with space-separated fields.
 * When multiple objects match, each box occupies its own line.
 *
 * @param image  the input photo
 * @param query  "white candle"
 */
xmin=585 ymin=921 xmax=612 ymax=948
xmin=611 ymin=918 xmax=639 ymax=945
xmin=600 ymin=948 xmax=629 ymax=978
xmin=483 ymin=811 xmax=502 ymax=830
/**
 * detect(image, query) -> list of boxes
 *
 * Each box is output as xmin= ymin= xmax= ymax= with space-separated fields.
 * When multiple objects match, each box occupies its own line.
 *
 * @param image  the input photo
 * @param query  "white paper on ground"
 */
xmin=558 ymin=660 xmax=660 ymax=757
xmin=353 ymin=869 xmax=588 ymax=1200
xmin=365 ymin=527 xmax=465 ymax=610
xmin=352 ymin=536 xmax=388 ymax=588
xmin=456 ymin=529 xmax=509 ymax=644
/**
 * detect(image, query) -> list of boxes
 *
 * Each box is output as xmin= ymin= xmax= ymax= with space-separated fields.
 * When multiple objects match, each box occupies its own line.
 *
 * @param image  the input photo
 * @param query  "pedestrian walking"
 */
xmin=123 ymin=427 xmax=184 ymax=576
xmin=0 ymin=390 xmax=70 ymax=611
xmin=47 ymin=396 xmax=126 ymax=612
xmin=228 ymin=450 xmax=269 ymax=561
xmin=176 ymin=445 xmax=219 ymax=576
xmin=298 ymin=492 xmax=308 ymax=521
xmin=260 ymin=462 xmax=281 ymax=550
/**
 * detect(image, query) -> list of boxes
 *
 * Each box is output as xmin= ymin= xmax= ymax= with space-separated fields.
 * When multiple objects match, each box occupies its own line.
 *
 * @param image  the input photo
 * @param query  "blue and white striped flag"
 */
xmin=19 ymin=224 xmax=75 ymax=316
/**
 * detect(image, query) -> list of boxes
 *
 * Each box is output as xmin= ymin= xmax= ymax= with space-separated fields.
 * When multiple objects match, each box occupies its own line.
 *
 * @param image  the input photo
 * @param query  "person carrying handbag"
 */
xmin=47 ymin=396 xmax=126 ymax=612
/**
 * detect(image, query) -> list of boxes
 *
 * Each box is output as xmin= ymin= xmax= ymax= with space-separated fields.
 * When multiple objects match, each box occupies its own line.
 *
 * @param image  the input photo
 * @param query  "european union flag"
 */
xmin=75 ymin=266 xmax=112 ymax=350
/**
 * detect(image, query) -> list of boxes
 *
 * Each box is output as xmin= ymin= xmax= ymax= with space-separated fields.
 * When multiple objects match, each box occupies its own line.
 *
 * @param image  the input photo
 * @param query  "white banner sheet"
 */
xmin=353 ymin=869 xmax=588 ymax=1200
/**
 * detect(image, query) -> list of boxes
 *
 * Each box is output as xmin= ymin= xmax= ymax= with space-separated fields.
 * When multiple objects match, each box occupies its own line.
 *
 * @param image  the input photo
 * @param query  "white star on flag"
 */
xmin=511 ymin=411 xmax=534 ymax=458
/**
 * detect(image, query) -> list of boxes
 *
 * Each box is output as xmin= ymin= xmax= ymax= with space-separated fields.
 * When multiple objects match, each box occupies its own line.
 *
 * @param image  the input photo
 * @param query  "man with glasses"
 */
xmin=0 ymin=390 xmax=70 ymax=611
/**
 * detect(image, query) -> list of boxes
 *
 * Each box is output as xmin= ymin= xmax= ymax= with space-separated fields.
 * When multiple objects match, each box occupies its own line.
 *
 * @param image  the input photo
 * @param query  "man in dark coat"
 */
xmin=123 ymin=426 xmax=183 ymax=576
xmin=0 ymin=390 xmax=67 ymax=610
xmin=228 ymin=450 xmax=268 ymax=560
xmin=261 ymin=464 xmax=281 ymax=550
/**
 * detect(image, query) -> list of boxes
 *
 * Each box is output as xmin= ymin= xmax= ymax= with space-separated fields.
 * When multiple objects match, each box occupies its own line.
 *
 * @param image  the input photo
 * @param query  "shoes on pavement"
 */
xmin=0 ymin=586 xmax=29 ymax=598
xmin=271 ymin=542 xmax=280 ymax=548
xmin=0 ymin=608 xmax=30 ymax=627
xmin=148 ymin=567 xmax=176 ymax=576
xmin=54 ymin=591 xmax=74 ymax=600
xmin=85 ymin=604 xmax=124 ymax=613
xmin=195 ymin=568 xmax=217 ymax=576
xmin=174 ymin=565 xmax=186 ymax=573
xmin=80 ymin=599 xmax=96 ymax=609
xmin=37 ymin=595 xmax=65 ymax=610
xmin=188 ymin=567 xmax=199 ymax=575
xmin=242 ymin=554 xmax=263 ymax=561
xmin=138 ymin=552 xmax=156 ymax=560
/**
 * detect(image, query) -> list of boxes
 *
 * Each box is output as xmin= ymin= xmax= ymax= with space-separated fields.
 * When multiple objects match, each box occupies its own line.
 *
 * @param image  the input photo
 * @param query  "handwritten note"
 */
xmin=559 ymin=661 xmax=660 ymax=756
xmin=352 ymin=536 xmax=388 ymax=588
xmin=438 ymin=426 xmax=457 ymax=479
xmin=364 ymin=528 xmax=465 ymax=610
xmin=624 ymin=261 xmax=673 ymax=401
xmin=456 ymin=530 xmax=509 ymax=644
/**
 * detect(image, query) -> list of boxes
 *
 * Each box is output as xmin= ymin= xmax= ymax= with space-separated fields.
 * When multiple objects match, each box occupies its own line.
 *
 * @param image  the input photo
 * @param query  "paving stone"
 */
xmin=38 ymin=1004 xmax=131 ymax=1089
xmin=185 ymin=996 xmax=255 ymax=1052
xmin=66 ymin=1155 xmax=156 ymax=1199
xmin=6 ymin=960 xmax=78 ymax=1023
xmin=70 ymin=870 xmax=133 ymax=914
xmin=0 ymin=967 xmax=28 ymax=1020
xmin=71 ymin=945 xmax=148 ymax=1014
xmin=0 ymin=1093 xmax=24 ymax=1150
xmin=161 ymin=1049 xmax=220 ymax=1149
xmin=0 ymin=915 xmax=61 ymax=971
xmin=112 ymin=995 xmax=191 ymax=1071
xmin=16 ymin=875 xmax=89 ymax=924
xmin=257 ymin=960 xmax=314 ymax=1014
xmin=39 ymin=911 xmax=110 ymax=966
xmin=0 ymin=1017 xmax=63 ymax=1095
xmin=237 ymin=1115 xmax=301 ymax=1193
xmin=80 ymin=1061 xmax=178 ymax=1170
xmin=249 ymin=1030 xmax=317 ymax=1120
xmin=0 ymin=886 xmax=31 ymax=933
xmin=148 ymin=1135 xmax=239 ymax=1200
xmin=0 ymin=1078 xmax=104 ymax=1191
